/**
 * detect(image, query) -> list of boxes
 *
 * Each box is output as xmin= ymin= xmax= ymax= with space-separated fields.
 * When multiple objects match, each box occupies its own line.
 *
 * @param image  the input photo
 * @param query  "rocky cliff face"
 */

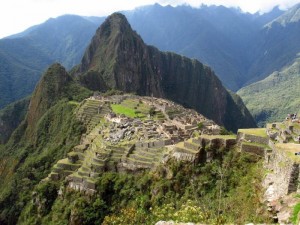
xmin=76 ymin=13 xmax=256 ymax=132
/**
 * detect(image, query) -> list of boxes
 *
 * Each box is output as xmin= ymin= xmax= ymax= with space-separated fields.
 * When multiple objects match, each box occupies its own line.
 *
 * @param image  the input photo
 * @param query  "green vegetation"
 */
xmin=197 ymin=122 xmax=204 ymax=130
xmin=220 ymin=126 xmax=234 ymax=135
xmin=111 ymin=104 xmax=139 ymax=118
xmin=201 ymin=134 xmax=237 ymax=140
xmin=238 ymin=58 xmax=300 ymax=127
xmin=3 ymin=8 xmax=300 ymax=224
xmin=275 ymin=143 xmax=300 ymax=163
xmin=0 ymin=64 xmax=90 ymax=224
xmin=291 ymin=199 xmax=300 ymax=224
xmin=0 ymin=15 xmax=102 ymax=109
xmin=0 ymin=99 xmax=85 ymax=225
xmin=77 ymin=12 xmax=256 ymax=132
xmin=238 ymin=128 xmax=267 ymax=137
xmin=0 ymin=97 xmax=30 ymax=144
xmin=111 ymin=98 xmax=151 ymax=119
xmin=19 ymin=150 xmax=269 ymax=225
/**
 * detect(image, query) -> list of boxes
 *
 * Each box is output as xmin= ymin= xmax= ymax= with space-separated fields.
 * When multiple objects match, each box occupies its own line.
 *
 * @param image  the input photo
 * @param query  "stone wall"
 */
xmin=135 ymin=139 xmax=169 ymax=149
xmin=237 ymin=132 xmax=269 ymax=145
xmin=240 ymin=143 xmax=265 ymax=157
xmin=172 ymin=152 xmax=197 ymax=162
xmin=196 ymin=136 xmax=236 ymax=150
xmin=264 ymin=142 xmax=300 ymax=200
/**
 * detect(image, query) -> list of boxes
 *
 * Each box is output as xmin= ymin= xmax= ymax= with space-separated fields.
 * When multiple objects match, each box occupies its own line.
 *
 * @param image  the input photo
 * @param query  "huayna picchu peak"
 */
xmin=76 ymin=13 xmax=256 ymax=132
xmin=2 ymin=8 xmax=300 ymax=225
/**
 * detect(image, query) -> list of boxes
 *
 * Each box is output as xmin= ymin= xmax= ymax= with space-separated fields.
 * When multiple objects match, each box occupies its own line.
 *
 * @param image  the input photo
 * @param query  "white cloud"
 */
xmin=0 ymin=0 xmax=299 ymax=38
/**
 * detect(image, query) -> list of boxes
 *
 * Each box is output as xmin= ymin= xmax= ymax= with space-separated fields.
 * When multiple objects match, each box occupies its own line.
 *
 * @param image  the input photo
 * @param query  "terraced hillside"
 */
xmin=233 ymin=117 xmax=300 ymax=224
xmin=42 ymin=94 xmax=300 ymax=224
xmin=47 ymin=94 xmax=223 ymax=193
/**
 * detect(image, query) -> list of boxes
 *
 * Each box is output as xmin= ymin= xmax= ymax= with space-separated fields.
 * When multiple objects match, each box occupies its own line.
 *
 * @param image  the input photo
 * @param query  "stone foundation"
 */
xmin=264 ymin=141 xmax=300 ymax=200
xmin=240 ymin=143 xmax=265 ymax=157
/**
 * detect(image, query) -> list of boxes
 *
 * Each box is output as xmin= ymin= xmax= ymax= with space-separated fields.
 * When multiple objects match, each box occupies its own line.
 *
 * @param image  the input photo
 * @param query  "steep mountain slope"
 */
xmin=0 ymin=97 xmax=29 ymax=144
xmin=124 ymin=4 xmax=258 ymax=90
xmin=0 ymin=15 xmax=103 ymax=109
xmin=17 ymin=15 xmax=104 ymax=69
xmin=265 ymin=3 xmax=300 ymax=27
xmin=0 ymin=63 xmax=265 ymax=225
xmin=252 ymin=6 xmax=284 ymax=26
xmin=0 ymin=64 xmax=91 ymax=225
xmin=0 ymin=38 xmax=53 ymax=109
xmin=1 ymin=3 xmax=297 ymax=128
xmin=246 ymin=3 xmax=300 ymax=84
xmin=25 ymin=63 xmax=92 ymax=138
xmin=0 ymin=4 xmax=286 ymax=110
xmin=238 ymin=57 xmax=300 ymax=126
xmin=77 ymin=13 xmax=256 ymax=132
xmin=0 ymin=88 xmax=266 ymax=224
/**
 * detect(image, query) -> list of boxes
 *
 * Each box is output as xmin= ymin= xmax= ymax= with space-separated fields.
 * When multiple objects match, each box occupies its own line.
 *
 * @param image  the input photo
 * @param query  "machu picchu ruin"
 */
xmin=43 ymin=93 xmax=300 ymax=223
xmin=48 ymin=95 xmax=300 ymax=196
xmin=47 ymin=94 xmax=225 ymax=194
xmin=232 ymin=115 xmax=300 ymax=223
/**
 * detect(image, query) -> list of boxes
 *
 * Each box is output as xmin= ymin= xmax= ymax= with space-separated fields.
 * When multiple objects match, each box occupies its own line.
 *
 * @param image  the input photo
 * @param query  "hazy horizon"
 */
xmin=1 ymin=0 xmax=299 ymax=38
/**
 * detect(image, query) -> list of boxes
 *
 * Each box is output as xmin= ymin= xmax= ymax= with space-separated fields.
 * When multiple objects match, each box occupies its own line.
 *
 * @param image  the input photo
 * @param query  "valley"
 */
xmin=0 ymin=2 xmax=300 ymax=224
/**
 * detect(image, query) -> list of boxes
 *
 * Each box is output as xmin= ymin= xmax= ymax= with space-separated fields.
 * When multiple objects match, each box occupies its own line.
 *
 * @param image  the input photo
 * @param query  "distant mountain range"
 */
xmin=0 ymin=15 xmax=104 ymax=109
xmin=0 ymin=12 xmax=256 ymax=146
xmin=0 ymin=14 xmax=258 ymax=224
xmin=76 ymin=13 xmax=256 ymax=131
xmin=0 ymin=3 xmax=300 ymax=126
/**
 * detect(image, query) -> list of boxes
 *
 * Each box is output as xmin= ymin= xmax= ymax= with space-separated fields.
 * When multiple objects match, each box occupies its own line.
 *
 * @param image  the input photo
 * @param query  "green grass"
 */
xmin=238 ymin=128 xmax=267 ymax=137
xmin=111 ymin=103 xmax=148 ymax=119
xmin=57 ymin=158 xmax=80 ymax=166
xmin=238 ymin=58 xmax=300 ymax=127
xmin=275 ymin=143 xmax=300 ymax=163
xmin=293 ymin=123 xmax=300 ymax=130
xmin=68 ymin=101 xmax=80 ymax=106
xmin=200 ymin=134 xmax=237 ymax=140
xmin=291 ymin=202 xmax=300 ymax=224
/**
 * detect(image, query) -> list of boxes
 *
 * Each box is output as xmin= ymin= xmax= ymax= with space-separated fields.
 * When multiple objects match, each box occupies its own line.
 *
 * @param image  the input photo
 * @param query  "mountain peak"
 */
xmin=26 ymin=63 xmax=72 ymax=136
xmin=79 ymin=13 xmax=139 ymax=74
xmin=265 ymin=3 xmax=300 ymax=27
xmin=76 ymin=12 xmax=256 ymax=131
xmin=104 ymin=12 xmax=130 ymax=28
xmin=78 ymin=12 xmax=147 ymax=92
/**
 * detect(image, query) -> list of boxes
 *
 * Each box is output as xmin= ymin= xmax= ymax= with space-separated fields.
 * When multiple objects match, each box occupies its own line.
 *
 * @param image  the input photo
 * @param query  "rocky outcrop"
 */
xmin=76 ymin=13 xmax=256 ymax=132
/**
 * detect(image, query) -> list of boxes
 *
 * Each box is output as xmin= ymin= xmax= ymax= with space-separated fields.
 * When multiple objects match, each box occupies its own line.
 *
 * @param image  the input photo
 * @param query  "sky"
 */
xmin=0 ymin=0 xmax=299 ymax=38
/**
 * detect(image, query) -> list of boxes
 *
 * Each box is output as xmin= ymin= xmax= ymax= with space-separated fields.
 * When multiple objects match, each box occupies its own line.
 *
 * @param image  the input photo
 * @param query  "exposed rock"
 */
xmin=76 ymin=13 xmax=256 ymax=132
xmin=48 ymin=94 xmax=230 ymax=192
